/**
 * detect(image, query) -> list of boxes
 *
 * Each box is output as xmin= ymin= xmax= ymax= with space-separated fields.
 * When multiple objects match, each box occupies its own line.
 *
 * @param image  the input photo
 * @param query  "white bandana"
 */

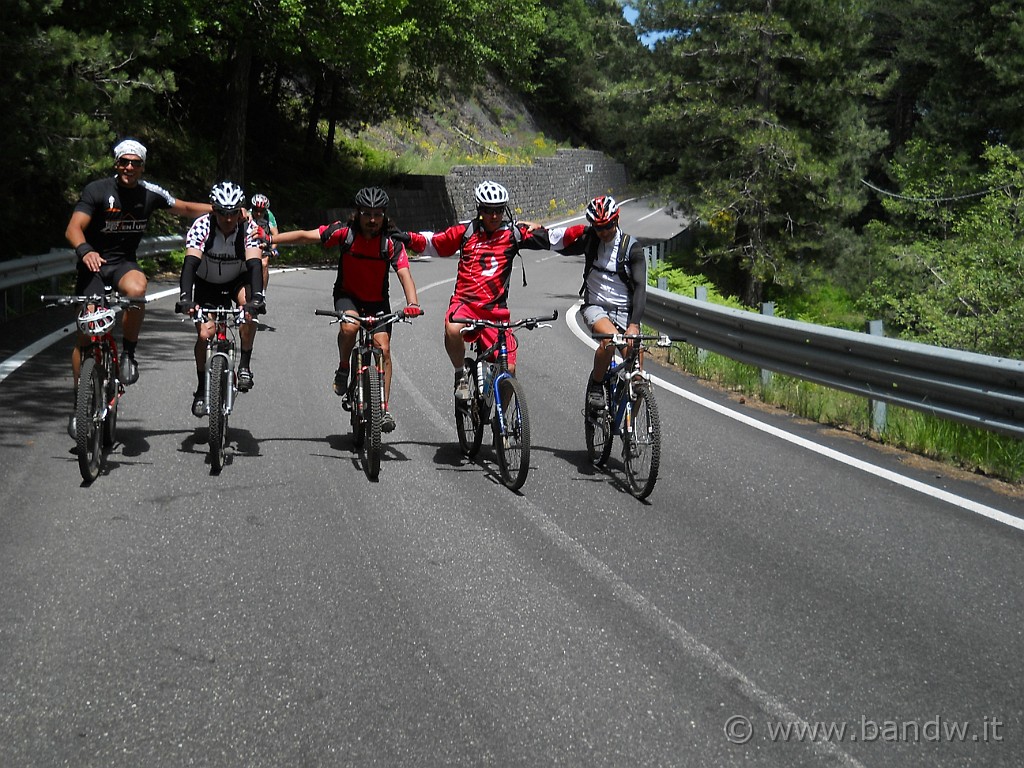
xmin=113 ymin=139 xmax=147 ymax=162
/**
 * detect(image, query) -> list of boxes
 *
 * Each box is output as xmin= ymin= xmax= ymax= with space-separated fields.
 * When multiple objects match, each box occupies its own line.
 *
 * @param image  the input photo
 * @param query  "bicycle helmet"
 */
xmin=77 ymin=306 xmax=117 ymax=336
xmin=474 ymin=181 xmax=509 ymax=207
xmin=209 ymin=181 xmax=246 ymax=210
xmin=586 ymin=195 xmax=620 ymax=227
xmin=250 ymin=193 xmax=270 ymax=211
xmin=355 ymin=186 xmax=389 ymax=210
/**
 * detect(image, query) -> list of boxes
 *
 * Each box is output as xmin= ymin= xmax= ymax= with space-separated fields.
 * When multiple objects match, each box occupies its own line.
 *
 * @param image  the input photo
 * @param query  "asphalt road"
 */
xmin=1 ymin=202 xmax=1022 ymax=767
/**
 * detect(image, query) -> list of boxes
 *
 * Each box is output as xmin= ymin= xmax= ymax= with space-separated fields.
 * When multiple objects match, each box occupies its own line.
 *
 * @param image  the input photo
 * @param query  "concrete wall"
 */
xmin=388 ymin=148 xmax=629 ymax=231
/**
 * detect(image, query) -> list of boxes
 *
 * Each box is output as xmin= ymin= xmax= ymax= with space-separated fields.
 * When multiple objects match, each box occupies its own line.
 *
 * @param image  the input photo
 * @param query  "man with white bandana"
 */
xmin=63 ymin=138 xmax=210 ymax=434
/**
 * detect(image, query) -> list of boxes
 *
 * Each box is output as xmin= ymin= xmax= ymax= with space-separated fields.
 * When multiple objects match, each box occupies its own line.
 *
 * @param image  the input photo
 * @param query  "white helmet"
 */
xmin=77 ymin=306 xmax=117 ymax=336
xmin=474 ymin=181 xmax=509 ymax=207
xmin=210 ymin=181 xmax=246 ymax=210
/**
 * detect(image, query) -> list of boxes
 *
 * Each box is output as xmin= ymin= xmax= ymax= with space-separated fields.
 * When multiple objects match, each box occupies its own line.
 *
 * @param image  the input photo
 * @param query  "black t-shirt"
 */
xmin=74 ymin=176 xmax=176 ymax=263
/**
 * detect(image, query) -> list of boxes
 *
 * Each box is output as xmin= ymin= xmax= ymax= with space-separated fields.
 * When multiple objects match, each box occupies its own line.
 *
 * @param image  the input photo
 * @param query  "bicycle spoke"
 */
xmin=493 ymin=376 xmax=531 ymax=491
xmin=623 ymin=385 xmax=662 ymax=499
xmin=76 ymin=358 xmax=103 ymax=482
xmin=584 ymin=380 xmax=613 ymax=466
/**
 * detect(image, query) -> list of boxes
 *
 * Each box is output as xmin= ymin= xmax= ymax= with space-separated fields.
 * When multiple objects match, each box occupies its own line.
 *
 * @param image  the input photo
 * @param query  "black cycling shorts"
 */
xmin=75 ymin=260 xmax=144 ymax=295
xmin=194 ymin=275 xmax=250 ymax=308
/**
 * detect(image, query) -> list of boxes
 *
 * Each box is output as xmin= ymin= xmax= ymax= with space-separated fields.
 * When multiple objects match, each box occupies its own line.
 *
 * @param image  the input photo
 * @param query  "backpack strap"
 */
xmin=579 ymin=230 xmax=634 ymax=298
xmin=202 ymin=213 xmax=247 ymax=260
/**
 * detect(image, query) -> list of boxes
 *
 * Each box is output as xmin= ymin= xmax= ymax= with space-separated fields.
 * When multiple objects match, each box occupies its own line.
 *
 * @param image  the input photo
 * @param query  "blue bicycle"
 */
xmin=584 ymin=332 xmax=672 ymax=499
xmin=449 ymin=310 xmax=557 ymax=491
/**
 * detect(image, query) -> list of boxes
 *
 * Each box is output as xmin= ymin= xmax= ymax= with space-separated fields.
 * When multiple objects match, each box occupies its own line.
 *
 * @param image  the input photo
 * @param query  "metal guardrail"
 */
xmin=0 ymin=235 xmax=185 ymax=293
xmin=642 ymin=285 xmax=1024 ymax=439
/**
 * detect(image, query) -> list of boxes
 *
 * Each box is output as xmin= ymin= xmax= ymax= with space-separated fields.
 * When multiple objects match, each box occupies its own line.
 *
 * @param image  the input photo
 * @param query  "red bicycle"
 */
xmin=42 ymin=291 xmax=146 ymax=482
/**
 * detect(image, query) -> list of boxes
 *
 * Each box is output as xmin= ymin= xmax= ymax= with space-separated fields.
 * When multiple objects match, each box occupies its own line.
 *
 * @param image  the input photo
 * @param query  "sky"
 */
xmin=622 ymin=3 xmax=670 ymax=48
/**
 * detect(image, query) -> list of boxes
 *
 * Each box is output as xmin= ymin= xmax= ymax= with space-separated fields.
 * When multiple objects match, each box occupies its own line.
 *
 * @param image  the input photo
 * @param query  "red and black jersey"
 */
xmin=320 ymin=224 xmax=410 ymax=303
xmin=410 ymin=221 xmax=551 ymax=310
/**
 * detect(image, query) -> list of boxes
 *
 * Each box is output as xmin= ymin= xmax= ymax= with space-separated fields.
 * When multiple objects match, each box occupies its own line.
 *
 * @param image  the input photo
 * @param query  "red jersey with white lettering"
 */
xmin=409 ymin=221 xmax=551 ymax=310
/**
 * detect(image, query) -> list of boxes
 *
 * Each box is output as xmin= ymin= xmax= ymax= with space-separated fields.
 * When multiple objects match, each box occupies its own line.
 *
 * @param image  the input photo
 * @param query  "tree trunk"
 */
xmin=304 ymin=71 xmax=325 ymax=152
xmin=219 ymin=39 xmax=252 ymax=184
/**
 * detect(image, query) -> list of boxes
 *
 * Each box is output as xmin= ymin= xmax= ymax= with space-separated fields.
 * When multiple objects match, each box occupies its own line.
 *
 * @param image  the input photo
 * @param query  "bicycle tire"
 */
xmin=493 ymin=376 xmax=530 ymax=491
xmin=455 ymin=359 xmax=485 ymax=458
xmin=584 ymin=380 xmax=613 ymax=466
xmin=208 ymin=355 xmax=228 ymax=471
xmin=623 ymin=384 xmax=662 ymax=499
xmin=102 ymin=353 xmax=118 ymax=448
xmin=76 ymin=358 xmax=103 ymax=482
xmin=364 ymin=364 xmax=383 ymax=480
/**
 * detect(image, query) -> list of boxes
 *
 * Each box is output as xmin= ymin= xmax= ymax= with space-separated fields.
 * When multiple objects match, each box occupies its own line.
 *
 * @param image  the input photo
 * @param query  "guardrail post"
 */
xmin=694 ymin=286 xmax=708 ymax=363
xmin=760 ymin=302 xmax=774 ymax=388
xmin=866 ymin=319 xmax=887 ymax=434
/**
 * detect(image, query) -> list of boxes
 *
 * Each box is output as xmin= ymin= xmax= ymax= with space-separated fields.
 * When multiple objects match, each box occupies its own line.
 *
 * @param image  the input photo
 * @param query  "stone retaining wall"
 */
xmin=387 ymin=148 xmax=629 ymax=231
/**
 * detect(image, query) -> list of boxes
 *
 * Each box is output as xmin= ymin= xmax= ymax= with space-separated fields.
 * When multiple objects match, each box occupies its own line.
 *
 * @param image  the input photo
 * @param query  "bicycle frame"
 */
xmin=586 ymin=331 xmax=672 ymax=499
xmin=604 ymin=347 xmax=651 ymax=438
xmin=41 ymin=290 xmax=144 ymax=482
xmin=449 ymin=310 xmax=557 ymax=490
xmin=314 ymin=308 xmax=414 ymax=480
xmin=194 ymin=306 xmax=245 ymax=418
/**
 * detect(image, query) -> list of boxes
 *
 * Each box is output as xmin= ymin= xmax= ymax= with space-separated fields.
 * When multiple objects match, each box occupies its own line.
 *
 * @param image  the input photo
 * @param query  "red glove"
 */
xmin=403 ymin=304 xmax=423 ymax=318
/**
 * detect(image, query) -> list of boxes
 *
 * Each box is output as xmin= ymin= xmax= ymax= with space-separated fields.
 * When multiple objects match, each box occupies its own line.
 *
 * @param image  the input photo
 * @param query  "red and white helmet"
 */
xmin=250 ymin=193 xmax=270 ymax=211
xmin=586 ymin=195 xmax=620 ymax=227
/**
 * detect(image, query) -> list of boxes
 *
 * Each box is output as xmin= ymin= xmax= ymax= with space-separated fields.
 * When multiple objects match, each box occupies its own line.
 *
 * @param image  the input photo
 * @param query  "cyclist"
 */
xmin=391 ymin=180 xmax=550 ymax=400
xmin=178 ymin=181 xmax=266 ymax=417
xmin=267 ymin=186 xmax=421 ymax=432
xmin=546 ymin=195 xmax=647 ymax=410
xmin=64 ymin=138 xmax=211 ymax=433
xmin=249 ymin=193 xmax=279 ymax=293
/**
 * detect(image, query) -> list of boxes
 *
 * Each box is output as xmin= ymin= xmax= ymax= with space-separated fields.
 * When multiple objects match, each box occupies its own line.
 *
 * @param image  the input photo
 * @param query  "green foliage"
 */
xmin=861 ymin=142 xmax=1024 ymax=357
xmin=630 ymin=0 xmax=887 ymax=306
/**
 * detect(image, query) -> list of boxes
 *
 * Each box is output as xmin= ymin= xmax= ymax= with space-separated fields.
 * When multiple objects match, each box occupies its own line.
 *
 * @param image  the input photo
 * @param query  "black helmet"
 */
xmin=355 ymin=186 xmax=389 ymax=209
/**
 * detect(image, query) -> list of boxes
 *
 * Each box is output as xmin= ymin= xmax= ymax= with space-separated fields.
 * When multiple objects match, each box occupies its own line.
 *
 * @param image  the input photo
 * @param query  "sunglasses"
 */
xmin=479 ymin=206 xmax=504 ymax=216
xmin=116 ymin=158 xmax=144 ymax=168
xmin=214 ymin=207 xmax=241 ymax=217
xmin=594 ymin=221 xmax=617 ymax=231
xmin=360 ymin=209 xmax=384 ymax=219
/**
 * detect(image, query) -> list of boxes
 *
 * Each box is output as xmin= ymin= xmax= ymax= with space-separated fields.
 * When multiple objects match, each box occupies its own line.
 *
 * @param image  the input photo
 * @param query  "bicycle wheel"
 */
xmin=76 ymin=357 xmax=103 ymax=482
xmin=584 ymin=381 xmax=613 ymax=466
xmin=623 ymin=384 xmax=662 ymax=499
xmin=363 ymin=364 xmax=383 ymax=480
xmin=455 ymin=359 xmax=485 ymax=458
xmin=493 ymin=375 xmax=530 ymax=491
xmin=208 ymin=355 xmax=228 ymax=471
xmin=102 ymin=353 xmax=119 ymax=448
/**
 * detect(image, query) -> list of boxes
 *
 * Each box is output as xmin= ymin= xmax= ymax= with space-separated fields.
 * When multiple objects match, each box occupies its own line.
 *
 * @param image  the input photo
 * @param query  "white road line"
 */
xmin=638 ymin=206 xmax=665 ymax=221
xmin=566 ymin=303 xmax=1024 ymax=532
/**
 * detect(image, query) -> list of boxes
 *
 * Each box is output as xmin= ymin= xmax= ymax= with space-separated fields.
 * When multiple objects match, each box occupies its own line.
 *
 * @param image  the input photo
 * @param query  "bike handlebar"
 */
xmin=314 ymin=308 xmax=422 ymax=328
xmin=448 ymin=309 xmax=558 ymax=330
xmin=41 ymin=293 xmax=147 ymax=308
xmin=593 ymin=332 xmax=675 ymax=347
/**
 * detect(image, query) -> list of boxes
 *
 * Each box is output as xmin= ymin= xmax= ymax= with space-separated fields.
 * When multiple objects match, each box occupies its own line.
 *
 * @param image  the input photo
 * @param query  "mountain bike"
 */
xmin=584 ymin=331 xmax=672 ymax=499
xmin=449 ymin=310 xmax=558 ymax=491
xmin=314 ymin=308 xmax=420 ymax=481
xmin=177 ymin=303 xmax=261 ymax=472
xmin=41 ymin=291 xmax=146 ymax=483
